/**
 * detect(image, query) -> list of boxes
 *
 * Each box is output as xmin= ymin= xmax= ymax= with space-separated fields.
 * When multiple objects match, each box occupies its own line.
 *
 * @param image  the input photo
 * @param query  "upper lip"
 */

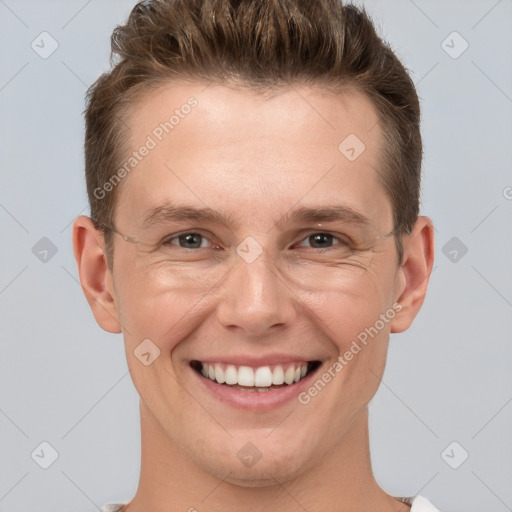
xmin=190 ymin=353 xmax=321 ymax=367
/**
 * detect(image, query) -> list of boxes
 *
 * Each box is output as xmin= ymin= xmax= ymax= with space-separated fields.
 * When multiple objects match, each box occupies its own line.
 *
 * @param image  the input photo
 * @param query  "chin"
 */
xmin=190 ymin=434 xmax=317 ymax=488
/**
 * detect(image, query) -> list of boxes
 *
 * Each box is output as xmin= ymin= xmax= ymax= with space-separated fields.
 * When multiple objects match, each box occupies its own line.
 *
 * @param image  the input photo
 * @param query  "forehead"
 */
xmin=115 ymin=81 xmax=392 ymax=231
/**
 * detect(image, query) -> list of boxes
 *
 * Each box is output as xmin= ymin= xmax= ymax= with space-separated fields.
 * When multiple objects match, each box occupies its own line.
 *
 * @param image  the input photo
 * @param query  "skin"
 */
xmin=73 ymin=82 xmax=434 ymax=512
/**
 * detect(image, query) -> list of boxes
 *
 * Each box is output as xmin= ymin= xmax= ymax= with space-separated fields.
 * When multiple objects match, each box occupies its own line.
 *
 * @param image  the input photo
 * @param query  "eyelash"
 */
xmin=162 ymin=231 xmax=352 ymax=250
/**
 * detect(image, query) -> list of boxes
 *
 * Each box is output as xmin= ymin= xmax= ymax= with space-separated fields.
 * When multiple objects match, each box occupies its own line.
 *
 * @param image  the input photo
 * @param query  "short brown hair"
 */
xmin=84 ymin=0 xmax=422 ymax=267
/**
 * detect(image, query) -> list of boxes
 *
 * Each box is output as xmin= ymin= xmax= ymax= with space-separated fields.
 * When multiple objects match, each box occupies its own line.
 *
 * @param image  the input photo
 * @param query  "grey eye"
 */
xmin=168 ymin=233 xmax=208 ymax=249
xmin=307 ymin=233 xmax=335 ymax=248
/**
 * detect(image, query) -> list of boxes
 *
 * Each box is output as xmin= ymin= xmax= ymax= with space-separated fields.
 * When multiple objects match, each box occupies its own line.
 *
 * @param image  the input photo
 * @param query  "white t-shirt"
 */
xmin=100 ymin=495 xmax=441 ymax=511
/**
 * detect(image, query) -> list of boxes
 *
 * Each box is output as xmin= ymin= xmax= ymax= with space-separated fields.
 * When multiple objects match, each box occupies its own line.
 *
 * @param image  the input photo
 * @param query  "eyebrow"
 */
xmin=277 ymin=205 xmax=371 ymax=228
xmin=140 ymin=203 xmax=371 ymax=230
xmin=141 ymin=204 xmax=235 ymax=229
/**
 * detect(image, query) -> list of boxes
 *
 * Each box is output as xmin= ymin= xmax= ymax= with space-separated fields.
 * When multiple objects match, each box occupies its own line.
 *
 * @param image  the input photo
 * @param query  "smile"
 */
xmin=190 ymin=360 xmax=321 ymax=392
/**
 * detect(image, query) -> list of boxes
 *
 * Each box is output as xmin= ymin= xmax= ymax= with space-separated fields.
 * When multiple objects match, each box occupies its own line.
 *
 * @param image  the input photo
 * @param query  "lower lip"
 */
xmin=190 ymin=364 xmax=320 ymax=412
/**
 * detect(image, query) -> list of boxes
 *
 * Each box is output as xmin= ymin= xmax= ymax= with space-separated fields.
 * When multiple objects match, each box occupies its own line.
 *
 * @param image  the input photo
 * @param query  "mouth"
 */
xmin=190 ymin=360 xmax=322 ymax=392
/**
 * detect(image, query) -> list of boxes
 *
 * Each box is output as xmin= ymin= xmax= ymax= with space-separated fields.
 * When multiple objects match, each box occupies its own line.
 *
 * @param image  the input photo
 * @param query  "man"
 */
xmin=72 ymin=0 xmax=437 ymax=510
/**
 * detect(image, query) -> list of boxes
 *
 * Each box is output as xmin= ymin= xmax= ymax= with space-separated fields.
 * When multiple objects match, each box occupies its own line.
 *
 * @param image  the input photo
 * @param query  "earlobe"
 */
xmin=72 ymin=215 xmax=122 ymax=334
xmin=390 ymin=216 xmax=435 ymax=333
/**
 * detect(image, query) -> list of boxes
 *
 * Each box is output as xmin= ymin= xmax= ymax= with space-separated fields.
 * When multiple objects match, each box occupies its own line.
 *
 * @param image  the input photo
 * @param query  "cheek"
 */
xmin=300 ymin=268 xmax=396 ymax=347
xmin=299 ymin=297 xmax=391 ymax=432
xmin=113 ymin=260 xmax=213 ymax=351
xmin=299 ymin=270 xmax=396 ymax=400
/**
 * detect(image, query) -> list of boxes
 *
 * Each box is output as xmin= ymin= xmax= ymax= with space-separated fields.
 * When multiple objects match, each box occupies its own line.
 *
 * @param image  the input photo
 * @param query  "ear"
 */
xmin=390 ymin=216 xmax=435 ymax=333
xmin=72 ymin=215 xmax=122 ymax=333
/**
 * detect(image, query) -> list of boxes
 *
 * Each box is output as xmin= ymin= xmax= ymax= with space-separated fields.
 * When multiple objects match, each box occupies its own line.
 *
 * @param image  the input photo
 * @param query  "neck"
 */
xmin=124 ymin=401 xmax=404 ymax=512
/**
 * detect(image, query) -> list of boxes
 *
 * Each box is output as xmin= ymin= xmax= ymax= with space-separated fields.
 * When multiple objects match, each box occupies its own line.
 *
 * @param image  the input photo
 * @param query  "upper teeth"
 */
xmin=200 ymin=362 xmax=308 ymax=387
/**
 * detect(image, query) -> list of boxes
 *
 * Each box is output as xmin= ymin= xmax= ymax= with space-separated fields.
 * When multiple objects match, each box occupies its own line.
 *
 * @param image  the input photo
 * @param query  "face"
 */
xmin=104 ymin=82 xmax=406 ymax=485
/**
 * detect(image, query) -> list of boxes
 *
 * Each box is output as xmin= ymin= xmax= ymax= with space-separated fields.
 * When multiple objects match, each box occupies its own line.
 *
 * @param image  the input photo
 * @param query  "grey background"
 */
xmin=1 ymin=0 xmax=511 ymax=511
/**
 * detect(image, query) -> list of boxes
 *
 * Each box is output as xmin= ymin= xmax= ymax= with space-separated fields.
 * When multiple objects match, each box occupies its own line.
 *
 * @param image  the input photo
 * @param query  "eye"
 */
xmin=296 ymin=232 xmax=350 ymax=250
xmin=165 ymin=232 xmax=211 ymax=249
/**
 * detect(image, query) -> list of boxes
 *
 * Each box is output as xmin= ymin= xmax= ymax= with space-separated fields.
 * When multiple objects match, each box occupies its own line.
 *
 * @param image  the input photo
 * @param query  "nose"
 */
xmin=215 ymin=248 xmax=297 ymax=337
